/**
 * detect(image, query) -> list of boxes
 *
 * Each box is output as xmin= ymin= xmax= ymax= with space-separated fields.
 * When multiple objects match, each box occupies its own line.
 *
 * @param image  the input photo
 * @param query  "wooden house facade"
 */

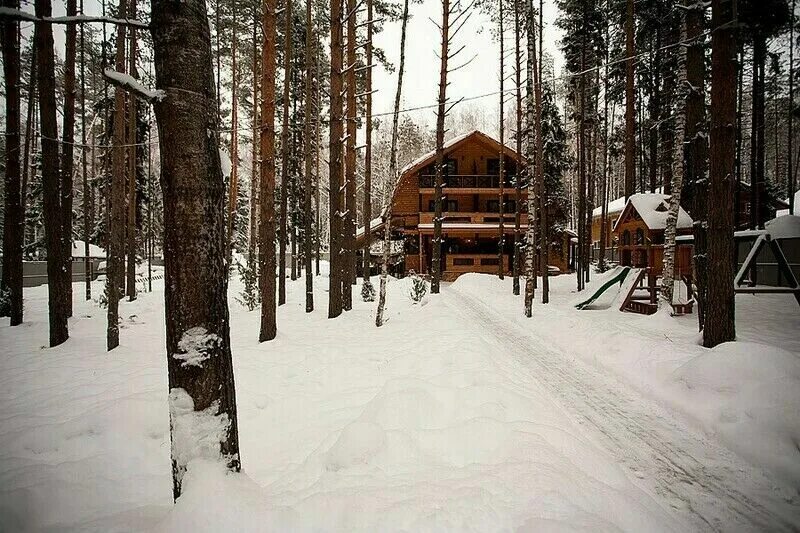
xmin=360 ymin=130 xmax=571 ymax=280
xmin=613 ymin=194 xmax=694 ymax=278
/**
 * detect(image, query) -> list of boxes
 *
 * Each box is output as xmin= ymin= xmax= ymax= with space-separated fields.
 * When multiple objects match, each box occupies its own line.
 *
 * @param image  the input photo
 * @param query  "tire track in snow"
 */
xmin=445 ymin=287 xmax=800 ymax=532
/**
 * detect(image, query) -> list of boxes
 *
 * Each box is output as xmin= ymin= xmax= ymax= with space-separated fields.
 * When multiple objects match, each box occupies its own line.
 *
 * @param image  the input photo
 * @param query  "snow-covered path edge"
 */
xmin=445 ymin=283 xmax=800 ymax=531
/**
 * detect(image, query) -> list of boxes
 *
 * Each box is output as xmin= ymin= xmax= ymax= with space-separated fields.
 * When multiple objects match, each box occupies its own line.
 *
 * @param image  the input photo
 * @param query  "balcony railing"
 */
xmin=418 ymin=174 xmax=517 ymax=189
xmin=419 ymin=212 xmax=524 ymax=225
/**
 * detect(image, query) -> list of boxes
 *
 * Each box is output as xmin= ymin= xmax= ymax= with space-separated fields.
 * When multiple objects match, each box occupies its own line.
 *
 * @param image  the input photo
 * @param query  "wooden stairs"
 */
xmin=620 ymin=268 xmax=659 ymax=315
xmin=619 ymin=268 xmax=695 ymax=315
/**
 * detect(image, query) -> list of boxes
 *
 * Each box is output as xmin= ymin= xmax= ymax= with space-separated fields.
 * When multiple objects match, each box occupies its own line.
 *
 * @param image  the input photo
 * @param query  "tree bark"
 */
xmin=81 ymin=0 xmax=92 ymax=302
xmin=151 ymin=0 xmax=241 ymax=499
xmin=279 ymin=0 xmax=292 ymax=306
xmin=512 ymin=0 xmax=523 ymax=295
xmin=304 ymin=0 xmax=314 ymax=312
xmin=229 ymin=1 xmax=239 ymax=268
xmin=661 ymin=3 xmax=690 ymax=307
xmin=125 ymin=0 xmax=138 ymax=302
xmin=361 ymin=0 xmax=374 ymax=299
xmin=537 ymin=0 xmax=548 ymax=303
xmin=523 ymin=0 xmax=538 ymax=316
xmin=62 ymin=0 xmax=78 ymax=317
xmin=1 ymin=0 xmax=23 ymax=325
xmin=791 ymin=0 xmax=797 ymax=215
xmin=259 ymin=0 xmax=277 ymax=341
xmin=342 ymin=0 xmax=357 ymax=309
xmin=249 ymin=8 xmax=259 ymax=266
xmin=624 ymin=0 xmax=636 ymax=199
xmin=431 ymin=0 xmax=450 ymax=295
xmin=686 ymin=0 xmax=708 ymax=330
xmin=107 ymin=0 xmax=127 ymax=350
xmin=376 ymin=0 xmax=409 ymax=327
xmin=598 ymin=12 xmax=610 ymax=273
xmin=328 ymin=0 xmax=344 ymax=318
xmin=498 ymin=0 xmax=506 ymax=280
xmin=35 ymin=0 xmax=69 ymax=346
xmin=705 ymin=0 xmax=737 ymax=348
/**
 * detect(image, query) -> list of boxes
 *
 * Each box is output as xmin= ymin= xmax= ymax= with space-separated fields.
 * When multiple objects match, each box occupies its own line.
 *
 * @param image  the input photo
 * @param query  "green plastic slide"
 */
xmin=574 ymin=266 xmax=632 ymax=310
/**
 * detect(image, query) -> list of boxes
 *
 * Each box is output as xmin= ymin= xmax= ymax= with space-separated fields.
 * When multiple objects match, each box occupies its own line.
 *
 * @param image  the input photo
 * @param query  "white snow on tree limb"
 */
xmin=0 ymin=7 xmax=148 ymax=28
xmin=168 ymin=388 xmax=231 ymax=491
xmin=173 ymin=327 xmax=221 ymax=368
xmin=103 ymin=68 xmax=166 ymax=102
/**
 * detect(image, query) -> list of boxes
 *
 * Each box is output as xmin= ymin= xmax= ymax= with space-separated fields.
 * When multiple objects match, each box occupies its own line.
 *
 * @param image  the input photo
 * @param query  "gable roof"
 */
xmin=397 ymin=129 xmax=524 ymax=179
xmin=612 ymin=193 xmax=694 ymax=232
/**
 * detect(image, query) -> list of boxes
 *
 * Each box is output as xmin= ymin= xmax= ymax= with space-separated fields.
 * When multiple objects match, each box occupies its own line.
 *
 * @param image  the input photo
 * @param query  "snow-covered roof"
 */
xmin=776 ymin=191 xmax=799 ymax=216
xmin=593 ymin=187 xmax=665 ymax=218
xmin=592 ymin=195 xmax=627 ymax=218
xmin=612 ymin=193 xmax=693 ymax=232
xmin=398 ymin=131 xmax=476 ymax=177
xmin=765 ymin=215 xmax=800 ymax=240
xmin=355 ymin=216 xmax=385 ymax=239
xmin=71 ymin=240 xmax=105 ymax=258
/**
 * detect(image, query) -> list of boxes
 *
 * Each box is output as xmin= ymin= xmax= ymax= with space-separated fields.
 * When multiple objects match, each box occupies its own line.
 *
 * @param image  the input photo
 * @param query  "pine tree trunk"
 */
xmin=624 ymin=0 xmax=636 ymax=199
xmin=107 ymin=0 xmax=127 ymax=350
xmin=279 ymin=0 xmax=292 ymax=306
xmin=705 ymin=0 xmax=737 ymax=348
xmin=35 ymin=0 xmax=69 ymax=346
xmin=687 ymin=0 xmax=708 ymax=330
xmin=512 ymin=0 xmax=523 ymax=295
xmin=249 ymin=8 xmax=259 ymax=266
xmin=328 ymin=0 xmax=344 ymax=318
xmin=80 ymin=1 xmax=92 ymax=302
xmin=20 ymin=42 xmax=37 ymax=266
xmin=304 ymin=0 xmax=314 ymax=312
xmin=376 ymin=0 xmax=409 ymax=328
xmin=342 ymin=0 xmax=357 ymax=309
xmin=259 ymin=0 xmax=277 ymax=341
xmin=60 ymin=0 xmax=78 ymax=317
xmin=361 ymin=0 xmax=374 ymax=298
xmin=576 ymin=17 xmax=587 ymax=292
xmin=126 ymin=0 xmax=138 ymax=302
xmin=151 ymin=0 xmax=241 ymax=499
xmin=498 ymin=0 xmax=506 ymax=280
xmin=229 ymin=4 xmax=239 ymax=269
xmin=523 ymin=0 xmax=538 ymax=316
xmin=314 ymin=51 xmax=322 ymax=277
xmin=790 ymin=0 xmax=796 ymax=215
xmin=431 ymin=0 xmax=450 ymax=295
xmin=598 ymin=15 xmax=610 ymax=273
xmin=1 ymin=0 xmax=23 ymax=325
xmin=661 ymin=5 xmax=689 ymax=308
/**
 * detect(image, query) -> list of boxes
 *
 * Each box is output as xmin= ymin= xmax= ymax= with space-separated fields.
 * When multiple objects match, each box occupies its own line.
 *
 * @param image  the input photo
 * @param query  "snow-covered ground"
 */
xmin=0 ymin=264 xmax=798 ymax=531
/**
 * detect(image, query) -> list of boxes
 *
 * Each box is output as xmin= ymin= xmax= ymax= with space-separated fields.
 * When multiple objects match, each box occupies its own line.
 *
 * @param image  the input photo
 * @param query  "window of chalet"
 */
xmin=622 ymin=230 xmax=631 ymax=245
xmin=428 ymin=199 xmax=458 ymax=212
xmin=486 ymin=199 xmax=500 ymax=213
xmin=487 ymin=158 xmax=499 ymax=175
xmin=635 ymin=228 xmax=645 ymax=245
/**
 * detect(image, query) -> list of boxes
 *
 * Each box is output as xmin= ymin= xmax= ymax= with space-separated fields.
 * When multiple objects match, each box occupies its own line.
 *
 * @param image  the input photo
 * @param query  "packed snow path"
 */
xmin=446 ymin=285 xmax=800 ymax=532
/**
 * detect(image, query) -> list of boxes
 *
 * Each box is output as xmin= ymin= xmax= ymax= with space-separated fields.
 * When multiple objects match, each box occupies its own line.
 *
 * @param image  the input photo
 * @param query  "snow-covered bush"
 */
xmin=407 ymin=271 xmax=428 ymax=304
xmin=0 ymin=288 xmax=10 ymax=317
xmin=235 ymin=258 xmax=260 ymax=311
xmin=361 ymin=279 xmax=376 ymax=302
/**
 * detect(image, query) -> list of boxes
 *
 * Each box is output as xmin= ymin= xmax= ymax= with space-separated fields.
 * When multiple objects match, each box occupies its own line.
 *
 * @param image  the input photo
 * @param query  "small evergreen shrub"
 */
xmin=0 ymin=288 xmax=10 ymax=317
xmin=361 ymin=279 xmax=376 ymax=302
xmin=235 ymin=258 xmax=261 ymax=311
xmin=407 ymin=271 xmax=428 ymax=304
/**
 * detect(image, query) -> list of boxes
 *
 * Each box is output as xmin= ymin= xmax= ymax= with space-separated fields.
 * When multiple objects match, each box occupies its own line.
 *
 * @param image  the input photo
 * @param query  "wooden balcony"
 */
xmin=419 ymin=212 xmax=525 ymax=225
xmin=418 ymin=174 xmax=520 ymax=192
xmin=446 ymin=254 xmax=511 ymax=273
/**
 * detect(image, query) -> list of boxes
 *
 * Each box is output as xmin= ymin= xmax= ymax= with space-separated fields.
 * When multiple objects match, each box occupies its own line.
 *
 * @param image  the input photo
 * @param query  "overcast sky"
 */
xmin=19 ymin=0 xmax=565 ymax=139
xmin=370 ymin=0 xmax=565 ymax=135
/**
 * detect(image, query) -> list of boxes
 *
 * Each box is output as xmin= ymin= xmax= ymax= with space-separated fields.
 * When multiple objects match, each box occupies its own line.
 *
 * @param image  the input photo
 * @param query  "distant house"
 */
xmin=356 ymin=130 xmax=572 ymax=280
xmin=613 ymin=193 xmax=693 ymax=277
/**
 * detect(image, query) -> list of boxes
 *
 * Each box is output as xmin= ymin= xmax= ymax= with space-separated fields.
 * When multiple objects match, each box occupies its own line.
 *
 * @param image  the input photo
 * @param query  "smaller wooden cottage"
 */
xmin=613 ymin=194 xmax=694 ymax=278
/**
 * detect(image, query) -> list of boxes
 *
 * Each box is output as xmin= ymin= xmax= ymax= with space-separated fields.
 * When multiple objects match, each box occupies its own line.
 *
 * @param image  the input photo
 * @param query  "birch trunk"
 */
xmin=523 ymin=0 xmax=538 ymax=316
xmin=376 ymin=0 xmax=409 ymax=327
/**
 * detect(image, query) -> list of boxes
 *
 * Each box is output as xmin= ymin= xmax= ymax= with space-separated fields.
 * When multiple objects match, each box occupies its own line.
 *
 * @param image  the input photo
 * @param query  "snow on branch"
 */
xmin=103 ymin=69 xmax=166 ymax=103
xmin=0 ymin=8 xmax=149 ymax=29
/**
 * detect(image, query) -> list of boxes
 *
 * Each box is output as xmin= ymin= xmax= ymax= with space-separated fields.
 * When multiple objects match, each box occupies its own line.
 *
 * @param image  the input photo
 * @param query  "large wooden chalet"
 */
xmin=358 ymin=130 xmax=571 ymax=280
